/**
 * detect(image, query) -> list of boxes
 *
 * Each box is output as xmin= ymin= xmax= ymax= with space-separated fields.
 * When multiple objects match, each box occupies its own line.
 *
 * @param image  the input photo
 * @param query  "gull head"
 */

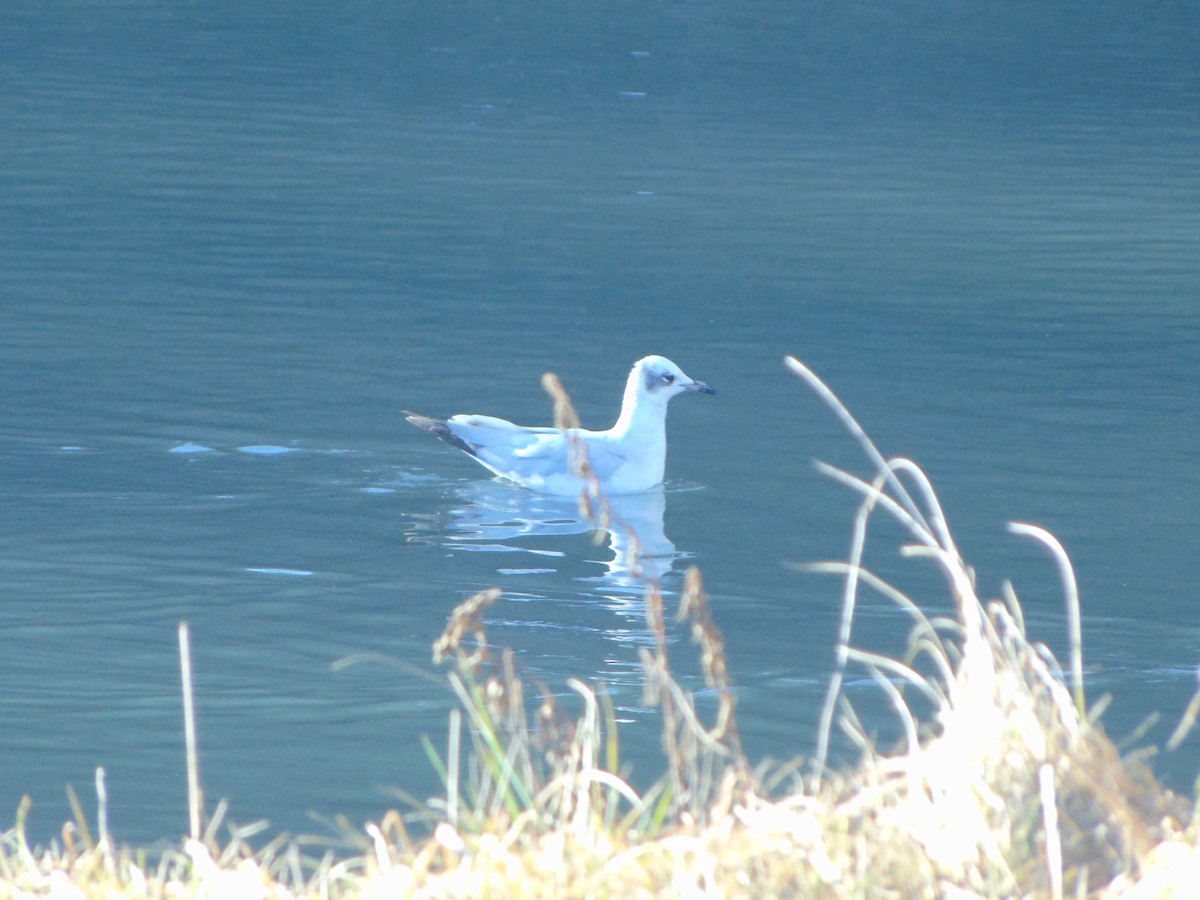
xmin=611 ymin=354 xmax=713 ymax=440
xmin=630 ymin=355 xmax=716 ymax=404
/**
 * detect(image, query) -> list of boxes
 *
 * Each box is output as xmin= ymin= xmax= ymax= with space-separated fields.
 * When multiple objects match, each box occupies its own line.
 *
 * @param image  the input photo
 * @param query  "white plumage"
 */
xmin=406 ymin=355 xmax=714 ymax=495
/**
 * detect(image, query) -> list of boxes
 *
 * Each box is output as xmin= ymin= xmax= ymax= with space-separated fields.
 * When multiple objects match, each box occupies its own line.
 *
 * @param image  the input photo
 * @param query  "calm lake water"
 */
xmin=3 ymin=3 xmax=1199 ymax=846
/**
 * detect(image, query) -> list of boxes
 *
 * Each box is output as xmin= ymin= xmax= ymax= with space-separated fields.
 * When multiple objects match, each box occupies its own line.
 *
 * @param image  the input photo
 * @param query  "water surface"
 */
xmin=2 ymin=2 xmax=1199 ymax=845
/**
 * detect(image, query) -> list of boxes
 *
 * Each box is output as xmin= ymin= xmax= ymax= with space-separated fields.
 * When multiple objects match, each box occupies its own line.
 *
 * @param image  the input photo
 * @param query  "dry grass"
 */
xmin=3 ymin=356 xmax=1198 ymax=898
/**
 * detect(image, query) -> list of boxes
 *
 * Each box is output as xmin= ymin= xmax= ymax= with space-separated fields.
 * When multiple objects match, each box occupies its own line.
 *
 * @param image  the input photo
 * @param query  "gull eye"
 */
xmin=661 ymin=373 xmax=675 ymax=384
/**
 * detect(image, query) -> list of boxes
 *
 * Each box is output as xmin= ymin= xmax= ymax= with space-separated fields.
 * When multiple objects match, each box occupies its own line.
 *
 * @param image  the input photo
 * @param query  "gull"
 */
xmin=406 ymin=355 xmax=715 ymax=495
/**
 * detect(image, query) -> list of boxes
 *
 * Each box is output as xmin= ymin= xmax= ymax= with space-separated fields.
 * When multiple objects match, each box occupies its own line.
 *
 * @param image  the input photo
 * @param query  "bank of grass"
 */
xmin=4 ymin=356 xmax=1199 ymax=898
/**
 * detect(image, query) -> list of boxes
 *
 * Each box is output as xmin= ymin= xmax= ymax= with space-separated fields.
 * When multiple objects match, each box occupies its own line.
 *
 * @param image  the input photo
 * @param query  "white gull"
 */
xmin=406 ymin=355 xmax=714 ymax=495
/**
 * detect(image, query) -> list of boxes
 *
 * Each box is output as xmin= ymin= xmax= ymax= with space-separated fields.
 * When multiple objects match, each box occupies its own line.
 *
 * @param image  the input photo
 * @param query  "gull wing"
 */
xmin=444 ymin=415 xmax=567 ymax=480
xmin=445 ymin=416 xmax=627 ymax=486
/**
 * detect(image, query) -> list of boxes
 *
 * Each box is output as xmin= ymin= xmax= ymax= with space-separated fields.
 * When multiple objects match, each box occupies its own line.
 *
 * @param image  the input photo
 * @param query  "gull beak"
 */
xmin=688 ymin=380 xmax=716 ymax=395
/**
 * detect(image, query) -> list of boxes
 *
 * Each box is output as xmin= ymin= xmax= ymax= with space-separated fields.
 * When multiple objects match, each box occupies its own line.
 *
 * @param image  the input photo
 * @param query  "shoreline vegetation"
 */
xmin=4 ymin=356 xmax=1198 ymax=898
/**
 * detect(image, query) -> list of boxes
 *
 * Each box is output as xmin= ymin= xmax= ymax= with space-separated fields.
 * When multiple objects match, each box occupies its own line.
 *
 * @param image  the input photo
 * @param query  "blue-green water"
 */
xmin=2 ymin=2 xmax=1199 ymax=846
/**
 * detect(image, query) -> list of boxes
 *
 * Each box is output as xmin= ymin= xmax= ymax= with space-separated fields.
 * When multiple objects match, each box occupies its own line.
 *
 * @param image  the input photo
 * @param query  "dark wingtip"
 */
xmin=405 ymin=413 xmax=479 ymax=457
xmin=404 ymin=411 xmax=438 ymax=428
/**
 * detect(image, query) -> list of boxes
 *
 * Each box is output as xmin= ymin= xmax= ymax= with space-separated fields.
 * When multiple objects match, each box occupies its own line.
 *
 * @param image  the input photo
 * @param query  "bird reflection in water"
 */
xmin=442 ymin=481 xmax=683 ymax=606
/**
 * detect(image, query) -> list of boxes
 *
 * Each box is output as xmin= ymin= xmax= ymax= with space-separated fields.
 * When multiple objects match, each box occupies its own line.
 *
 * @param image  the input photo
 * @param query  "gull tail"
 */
xmin=405 ymin=412 xmax=480 ymax=458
